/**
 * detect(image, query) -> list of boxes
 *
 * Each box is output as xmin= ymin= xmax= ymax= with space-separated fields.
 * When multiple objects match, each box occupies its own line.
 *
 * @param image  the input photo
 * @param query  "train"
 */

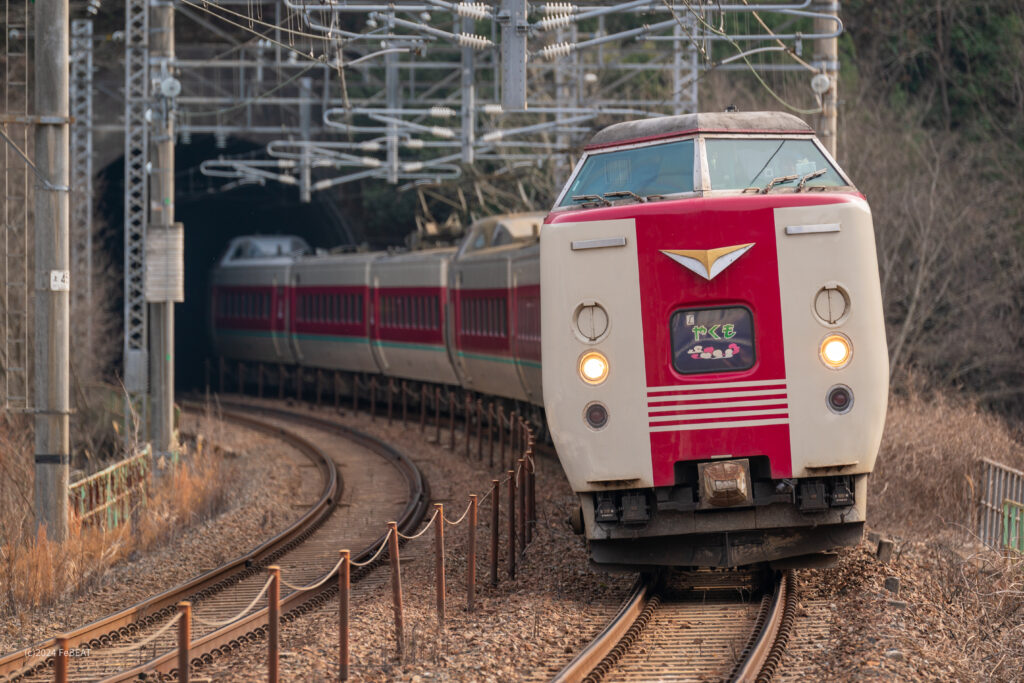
xmin=210 ymin=110 xmax=888 ymax=570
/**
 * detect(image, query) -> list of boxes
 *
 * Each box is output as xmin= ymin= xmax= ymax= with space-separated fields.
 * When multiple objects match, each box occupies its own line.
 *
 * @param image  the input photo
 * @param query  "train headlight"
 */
xmin=579 ymin=351 xmax=609 ymax=384
xmin=819 ymin=333 xmax=852 ymax=369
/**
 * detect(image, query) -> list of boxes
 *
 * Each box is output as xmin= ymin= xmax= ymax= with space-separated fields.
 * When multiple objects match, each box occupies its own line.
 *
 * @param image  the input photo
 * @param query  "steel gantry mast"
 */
xmin=123 ymin=0 xmax=150 ymax=435
xmin=70 ymin=18 xmax=94 ymax=353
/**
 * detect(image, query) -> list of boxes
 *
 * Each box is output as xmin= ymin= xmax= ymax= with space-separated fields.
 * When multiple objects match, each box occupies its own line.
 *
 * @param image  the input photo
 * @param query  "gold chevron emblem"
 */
xmin=660 ymin=243 xmax=755 ymax=280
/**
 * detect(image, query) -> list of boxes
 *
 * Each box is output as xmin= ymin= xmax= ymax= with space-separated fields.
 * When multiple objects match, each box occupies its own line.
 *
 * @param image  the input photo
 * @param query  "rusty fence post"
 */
xmin=178 ymin=601 xmax=192 ymax=683
xmin=498 ymin=406 xmax=506 ymax=468
xmin=339 ymin=550 xmax=350 ymax=681
xmin=55 ymin=635 xmax=69 ymax=683
xmin=509 ymin=412 xmax=518 ymax=470
xmin=464 ymin=393 xmax=471 ymax=458
xmin=268 ymin=565 xmax=281 ymax=683
xmin=517 ymin=459 xmax=526 ymax=556
xmin=387 ymin=522 xmax=404 ymax=657
xmin=490 ymin=479 xmax=499 ymax=586
xmin=387 ymin=378 xmax=394 ymax=425
xmin=507 ymin=470 xmax=516 ymax=579
xmin=420 ymin=385 xmax=427 ymax=432
xmin=526 ymin=450 xmax=536 ymax=544
xmin=434 ymin=387 xmax=441 ymax=444
xmin=434 ymin=504 xmax=446 ymax=627
xmin=468 ymin=494 xmax=478 ymax=612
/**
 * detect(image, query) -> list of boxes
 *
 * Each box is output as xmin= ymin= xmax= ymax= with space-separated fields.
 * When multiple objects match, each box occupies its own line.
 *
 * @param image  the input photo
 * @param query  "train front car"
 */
xmin=541 ymin=112 xmax=888 ymax=569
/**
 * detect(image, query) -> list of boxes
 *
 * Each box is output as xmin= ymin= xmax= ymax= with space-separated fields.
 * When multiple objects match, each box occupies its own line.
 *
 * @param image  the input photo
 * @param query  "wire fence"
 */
xmin=67 ymin=445 xmax=151 ymax=529
xmin=979 ymin=458 xmax=1024 ymax=552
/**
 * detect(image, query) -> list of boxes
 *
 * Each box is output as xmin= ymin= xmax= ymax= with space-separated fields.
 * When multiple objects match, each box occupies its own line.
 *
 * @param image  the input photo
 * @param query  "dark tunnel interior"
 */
xmin=98 ymin=135 xmax=383 ymax=391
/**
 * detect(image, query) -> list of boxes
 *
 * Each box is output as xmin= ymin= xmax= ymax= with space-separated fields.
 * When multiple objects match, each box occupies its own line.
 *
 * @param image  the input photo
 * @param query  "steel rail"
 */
xmin=552 ymin=570 xmax=796 ymax=683
xmin=0 ymin=404 xmax=339 ymax=681
xmin=0 ymin=402 xmax=428 ymax=682
xmin=107 ymin=399 xmax=431 ymax=680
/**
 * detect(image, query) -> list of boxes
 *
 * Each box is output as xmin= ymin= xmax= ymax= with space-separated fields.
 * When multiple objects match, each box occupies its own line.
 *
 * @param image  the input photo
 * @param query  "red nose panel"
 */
xmin=634 ymin=196 xmax=797 ymax=484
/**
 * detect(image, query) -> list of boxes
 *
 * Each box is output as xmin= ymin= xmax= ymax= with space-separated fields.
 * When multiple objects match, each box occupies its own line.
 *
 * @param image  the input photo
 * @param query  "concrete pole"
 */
xmin=33 ymin=0 xmax=71 ymax=541
xmin=814 ymin=0 xmax=840 ymax=158
xmin=298 ymin=76 xmax=312 ymax=203
xmin=149 ymin=0 xmax=175 ymax=455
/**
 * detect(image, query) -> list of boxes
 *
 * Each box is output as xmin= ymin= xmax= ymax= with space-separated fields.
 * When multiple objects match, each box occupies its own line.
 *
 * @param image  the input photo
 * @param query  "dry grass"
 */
xmin=0 ymin=426 xmax=227 ymax=619
xmin=871 ymin=388 xmax=1024 ymax=542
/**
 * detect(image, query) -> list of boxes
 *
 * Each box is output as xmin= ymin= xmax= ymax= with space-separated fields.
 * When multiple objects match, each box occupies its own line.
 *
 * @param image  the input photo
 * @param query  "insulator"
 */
xmin=404 ymin=139 xmax=425 ymax=149
xmin=536 ymin=13 xmax=573 ymax=31
xmin=457 ymin=33 xmax=493 ymax=50
xmin=430 ymin=126 xmax=456 ymax=139
xmin=429 ymin=106 xmax=457 ymax=119
xmin=482 ymin=103 xmax=503 ymax=115
xmin=402 ymin=161 xmax=424 ymax=173
xmin=360 ymin=141 xmax=381 ymax=152
xmin=456 ymin=2 xmax=490 ymax=20
xmin=538 ymin=42 xmax=573 ymax=60
xmin=542 ymin=2 xmax=575 ymax=15
xmin=361 ymin=157 xmax=382 ymax=168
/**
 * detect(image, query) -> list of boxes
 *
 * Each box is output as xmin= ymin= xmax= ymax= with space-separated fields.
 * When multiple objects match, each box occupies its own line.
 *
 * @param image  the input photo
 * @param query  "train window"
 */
xmin=705 ymin=138 xmax=844 ymax=191
xmin=559 ymin=139 xmax=694 ymax=206
xmin=670 ymin=306 xmax=755 ymax=374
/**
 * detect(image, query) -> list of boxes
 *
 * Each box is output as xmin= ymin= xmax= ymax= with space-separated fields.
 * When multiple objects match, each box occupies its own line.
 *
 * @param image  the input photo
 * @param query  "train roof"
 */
xmin=585 ymin=111 xmax=814 ymax=150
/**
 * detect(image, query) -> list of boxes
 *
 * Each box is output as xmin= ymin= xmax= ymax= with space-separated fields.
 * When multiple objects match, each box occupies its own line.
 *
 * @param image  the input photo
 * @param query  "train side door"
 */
xmin=447 ymin=268 xmax=470 ymax=384
xmin=271 ymin=275 xmax=284 ymax=359
xmin=288 ymin=267 xmax=303 ymax=363
xmin=368 ymin=274 xmax=388 ymax=371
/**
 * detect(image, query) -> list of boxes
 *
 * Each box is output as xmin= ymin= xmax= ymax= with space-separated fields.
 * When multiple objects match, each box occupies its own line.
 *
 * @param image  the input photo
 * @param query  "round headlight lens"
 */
xmin=820 ymin=333 xmax=852 ymax=369
xmin=578 ymin=351 xmax=609 ymax=384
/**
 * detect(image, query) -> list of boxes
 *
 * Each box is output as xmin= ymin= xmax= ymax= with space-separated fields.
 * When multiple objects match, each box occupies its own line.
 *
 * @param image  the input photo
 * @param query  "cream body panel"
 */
xmin=541 ymin=218 xmax=653 ymax=490
xmin=370 ymin=249 xmax=461 ymax=386
xmin=453 ymin=250 xmax=527 ymax=402
xmin=292 ymin=254 xmax=379 ymax=374
xmin=510 ymin=244 xmax=543 ymax=404
xmin=211 ymin=261 xmax=294 ymax=365
xmin=774 ymin=200 xmax=889 ymax=476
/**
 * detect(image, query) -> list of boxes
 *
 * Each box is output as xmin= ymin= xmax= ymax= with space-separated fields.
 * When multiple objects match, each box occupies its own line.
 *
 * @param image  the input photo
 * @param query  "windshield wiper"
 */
xmin=796 ymin=168 xmax=827 ymax=192
xmin=760 ymin=174 xmax=799 ymax=194
xmin=571 ymin=194 xmax=612 ymax=206
xmin=603 ymin=190 xmax=647 ymax=203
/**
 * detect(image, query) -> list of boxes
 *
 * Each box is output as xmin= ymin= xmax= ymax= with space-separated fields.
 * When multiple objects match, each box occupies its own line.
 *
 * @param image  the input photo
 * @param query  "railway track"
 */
xmin=553 ymin=568 xmax=798 ymax=683
xmin=0 ymin=401 xmax=429 ymax=682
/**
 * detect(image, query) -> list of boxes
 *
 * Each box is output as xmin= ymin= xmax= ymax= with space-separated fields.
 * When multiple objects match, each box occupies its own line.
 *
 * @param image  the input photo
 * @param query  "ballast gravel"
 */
xmin=199 ymin=400 xmax=634 ymax=683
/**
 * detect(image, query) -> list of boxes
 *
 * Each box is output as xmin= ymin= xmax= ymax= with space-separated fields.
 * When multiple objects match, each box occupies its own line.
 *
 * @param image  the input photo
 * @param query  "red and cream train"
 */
xmin=211 ymin=111 xmax=888 ymax=569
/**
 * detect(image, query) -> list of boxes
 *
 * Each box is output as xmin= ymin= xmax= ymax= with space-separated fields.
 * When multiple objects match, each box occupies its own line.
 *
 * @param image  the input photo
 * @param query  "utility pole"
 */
xmin=146 ymin=0 xmax=183 ymax=457
xmin=33 ymin=0 xmax=71 ymax=541
xmin=814 ymin=0 xmax=840 ymax=158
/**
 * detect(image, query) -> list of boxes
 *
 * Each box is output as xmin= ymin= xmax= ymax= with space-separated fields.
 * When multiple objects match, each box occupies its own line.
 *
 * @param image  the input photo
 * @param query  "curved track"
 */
xmin=0 ymin=402 xmax=429 ymax=682
xmin=553 ymin=569 xmax=798 ymax=683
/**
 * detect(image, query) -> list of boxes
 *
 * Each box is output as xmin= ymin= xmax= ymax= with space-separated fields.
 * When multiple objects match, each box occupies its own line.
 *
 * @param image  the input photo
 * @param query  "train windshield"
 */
xmin=705 ymin=138 xmax=845 ymax=192
xmin=559 ymin=139 xmax=695 ymax=206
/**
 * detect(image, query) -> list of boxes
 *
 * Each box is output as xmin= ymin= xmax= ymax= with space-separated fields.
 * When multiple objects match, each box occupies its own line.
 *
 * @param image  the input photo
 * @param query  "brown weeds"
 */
xmin=871 ymin=389 xmax=1024 ymax=542
xmin=0 ymin=428 xmax=227 ymax=618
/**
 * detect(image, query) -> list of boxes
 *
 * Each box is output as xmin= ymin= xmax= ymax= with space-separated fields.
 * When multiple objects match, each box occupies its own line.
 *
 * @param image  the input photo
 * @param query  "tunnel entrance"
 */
xmin=98 ymin=135 xmax=389 ymax=392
